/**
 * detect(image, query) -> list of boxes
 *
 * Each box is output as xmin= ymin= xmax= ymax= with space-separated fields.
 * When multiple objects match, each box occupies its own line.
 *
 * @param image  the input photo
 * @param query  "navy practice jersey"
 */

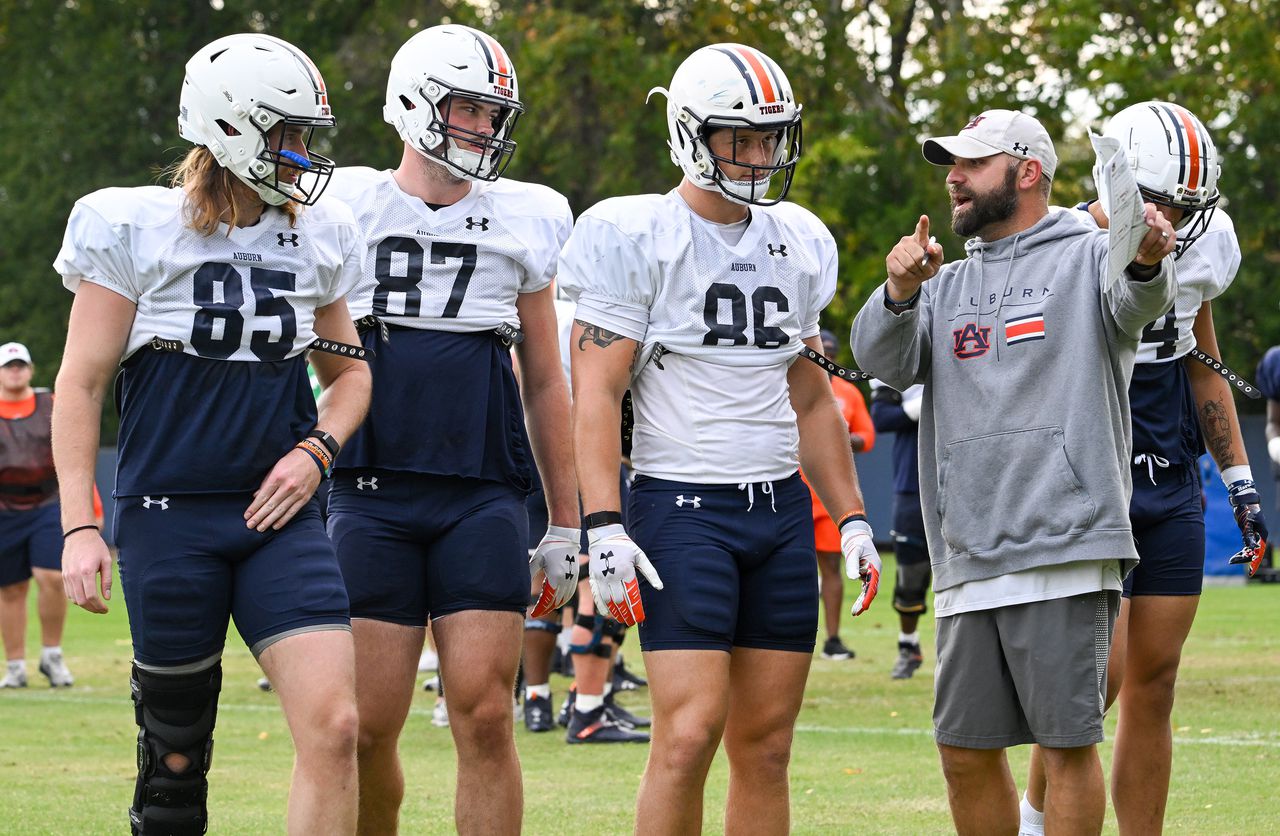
xmin=869 ymin=381 xmax=923 ymax=496
xmin=53 ymin=186 xmax=362 ymax=495
xmin=325 ymin=168 xmax=571 ymax=488
xmin=1257 ymin=347 xmax=1280 ymax=403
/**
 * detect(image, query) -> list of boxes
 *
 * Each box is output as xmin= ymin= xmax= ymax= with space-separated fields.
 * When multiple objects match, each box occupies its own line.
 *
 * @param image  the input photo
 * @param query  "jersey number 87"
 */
xmin=372 ymin=235 xmax=477 ymax=319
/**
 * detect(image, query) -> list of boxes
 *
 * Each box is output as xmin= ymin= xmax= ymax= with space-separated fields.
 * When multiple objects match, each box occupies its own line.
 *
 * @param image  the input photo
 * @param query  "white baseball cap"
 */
xmin=923 ymin=109 xmax=1058 ymax=181
xmin=0 ymin=342 xmax=32 ymax=366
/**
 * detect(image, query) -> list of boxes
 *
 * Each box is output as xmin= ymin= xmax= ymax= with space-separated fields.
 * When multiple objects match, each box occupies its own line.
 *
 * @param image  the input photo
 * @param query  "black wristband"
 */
xmin=583 ymin=510 xmax=624 ymax=529
xmin=1125 ymin=261 xmax=1160 ymax=282
xmin=307 ymin=429 xmax=340 ymax=459
xmin=63 ymin=524 xmax=100 ymax=539
xmin=836 ymin=513 xmax=868 ymax=532
xmin=884 ymin=285 xmax=921 ymax=310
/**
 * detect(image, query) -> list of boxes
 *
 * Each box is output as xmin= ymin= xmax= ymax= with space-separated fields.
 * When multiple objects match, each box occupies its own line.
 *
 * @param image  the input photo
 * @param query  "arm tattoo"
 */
xmin=576 ymin=320 xmax=626 ymax=351
xmin=1200 ymin=397 xmax=1239 ymax=468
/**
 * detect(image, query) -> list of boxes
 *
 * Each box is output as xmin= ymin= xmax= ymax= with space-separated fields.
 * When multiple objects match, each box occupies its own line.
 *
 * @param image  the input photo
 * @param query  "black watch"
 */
xmin=583 ymin=510 xmax=624 ymax=529
xmin=307 ymin=429 xmax=340 ymax=459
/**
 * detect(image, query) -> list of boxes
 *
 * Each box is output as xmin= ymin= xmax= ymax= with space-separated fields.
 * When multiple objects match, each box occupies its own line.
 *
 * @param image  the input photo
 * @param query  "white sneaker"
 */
xmin=1 ymin=666 xmax=28 ymax=688
xmin=418 ymin=649 xmax=439 ymax=673
xmin=422 ymin=674 xmax=440 ymax=692
xmin=257 ymin=677 xmax=273 ymax=692
xmin=38 ymin=652 xmax=74 ymax=687
xmin=1019 ymin=793 xmax=1045 ymax=836
xmin=431 ymin=698 xmax=449 ymax=728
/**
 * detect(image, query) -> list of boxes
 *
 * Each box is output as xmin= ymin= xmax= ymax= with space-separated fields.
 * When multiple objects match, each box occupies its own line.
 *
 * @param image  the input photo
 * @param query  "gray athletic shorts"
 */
xmin=933 ymin=590 xmax=1119 ymax=749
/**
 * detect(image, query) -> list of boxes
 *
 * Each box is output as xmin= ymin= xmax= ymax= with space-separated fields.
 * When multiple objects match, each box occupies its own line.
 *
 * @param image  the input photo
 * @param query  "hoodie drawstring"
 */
xmin=993 ymin=232 xmax=1022 ymax=362
xmin=963 ymin=231 xmax=1024 ymax=363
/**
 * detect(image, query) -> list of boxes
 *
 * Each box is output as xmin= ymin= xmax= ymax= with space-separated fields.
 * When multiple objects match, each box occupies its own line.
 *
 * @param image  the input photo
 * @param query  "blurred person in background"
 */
xmin=0 ymin=342 xmax=99 ymax=689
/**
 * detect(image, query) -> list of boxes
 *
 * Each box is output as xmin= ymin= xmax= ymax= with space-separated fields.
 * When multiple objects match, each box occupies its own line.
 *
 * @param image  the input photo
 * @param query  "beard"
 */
xmin=951 ymin=163 xmax=1019 ymax=237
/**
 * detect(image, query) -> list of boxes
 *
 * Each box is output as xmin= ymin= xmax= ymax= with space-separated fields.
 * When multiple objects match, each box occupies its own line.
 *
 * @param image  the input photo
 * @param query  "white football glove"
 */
xmin=528 ymin=525 xmax=580 ymax=618
xmin=587 ymin=524 xmax=663 ymax=626
xmin=841 ymin=519 xmax=881 ymax=616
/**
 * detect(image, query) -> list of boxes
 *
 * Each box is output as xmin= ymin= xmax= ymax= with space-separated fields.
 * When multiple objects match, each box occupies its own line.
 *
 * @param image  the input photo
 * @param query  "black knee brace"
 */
xmin=128 ymin=662 xmax=223 ymax=835
xmin=892 ymin=540 xmax=932 ymax=615
xmin=599 ymin=618 xmax=626 ymax=642
xmin=569 ymin=614 xmax=613 ymax=657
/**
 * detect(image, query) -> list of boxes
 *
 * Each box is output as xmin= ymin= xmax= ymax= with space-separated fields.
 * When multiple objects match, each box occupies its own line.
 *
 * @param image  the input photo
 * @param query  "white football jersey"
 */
xmin=326 ymin=167 xmax=572 ymax=332
xmin=554 ymin=296 xmax=576 ymax=386
xmin=559 ymin=190 xmax=838 ymax=483
xmin=1071 ymin=205 xmax=1240 ymax=363
xmin=54 ymin=186 xmax=362 ymax=361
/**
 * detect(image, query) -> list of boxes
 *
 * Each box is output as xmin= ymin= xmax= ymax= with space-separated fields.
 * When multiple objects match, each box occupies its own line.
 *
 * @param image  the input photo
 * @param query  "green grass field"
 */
xmin=2 ymin=557 xmax=1277 ymax=834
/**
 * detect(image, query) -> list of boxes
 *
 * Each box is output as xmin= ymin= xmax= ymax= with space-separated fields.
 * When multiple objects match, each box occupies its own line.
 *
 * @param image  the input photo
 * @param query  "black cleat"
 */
xmin=821 ymin=636 xmax=855 ymax=661
xmin=565 ymin=706 xmax=650 ymax=744
xmin=524 ymin=694 xmax=555 ymax=732
xmin=612 ymin=653 xmax=647 ymax=690
xmin=557 ymin=687 xmax=576 ymax=728
xmin=604 ymin=691 xmax=651 ymax=729
xmin=891 ymin=642 xmax=924 ymax=679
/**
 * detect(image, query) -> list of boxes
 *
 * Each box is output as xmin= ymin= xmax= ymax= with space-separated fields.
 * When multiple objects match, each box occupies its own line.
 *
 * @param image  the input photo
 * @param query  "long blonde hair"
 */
xmin=167 ymin=147 xmax=298 ymax=235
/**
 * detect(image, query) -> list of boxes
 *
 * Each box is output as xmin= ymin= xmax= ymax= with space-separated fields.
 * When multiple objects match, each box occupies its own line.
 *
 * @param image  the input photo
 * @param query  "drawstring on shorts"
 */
xmin=1133 ymin=453 xmax=1170 ymax=485
xmin=736 ymin=480 xmax=776 ymax=512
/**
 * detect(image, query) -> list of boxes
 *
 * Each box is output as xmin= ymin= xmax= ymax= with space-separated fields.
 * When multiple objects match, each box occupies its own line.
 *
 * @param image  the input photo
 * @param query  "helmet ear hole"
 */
xmin=215 ymin=119 xmax=241 ymax=137
xmin=399 ymin=95 xmax=416 ymax=111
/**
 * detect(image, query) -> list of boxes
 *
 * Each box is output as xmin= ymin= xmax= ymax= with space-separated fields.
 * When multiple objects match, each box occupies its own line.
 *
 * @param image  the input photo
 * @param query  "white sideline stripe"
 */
xmin=9 ymin=693 xmax=1280 ymax=748
xmin=794 ymin=724 xmax=1280 ymax=748
xmin=8 ymin=690 xmax=444 ymax=718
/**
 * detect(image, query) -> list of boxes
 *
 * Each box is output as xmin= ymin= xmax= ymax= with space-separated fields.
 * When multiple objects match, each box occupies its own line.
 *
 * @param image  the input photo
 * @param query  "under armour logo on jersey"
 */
xmin=356 ymin=476 xmax=378 ymax=491
xmin=465 ymin=216 xmax=490 ymax=231
xmin=598 ymin=552 xmax=617 ymax=575
xmin=768 ymin=244 xmax=788 ymax=257
xmin=1012 ymin=142 xmax=1029 ymax=154
xmin=675 ymin=495 xmax=702 ymax=509
xmin=277 ymin=233 xmax=299 ymax=247
xmin=142 ymin=496 xmax=169 ymax=510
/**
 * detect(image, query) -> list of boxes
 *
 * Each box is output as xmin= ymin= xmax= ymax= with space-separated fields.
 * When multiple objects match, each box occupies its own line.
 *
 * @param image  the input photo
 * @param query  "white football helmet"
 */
xmin=384 ymin=25 xmax=523 ymax=182
xmin=178 ymin=34 xmax=336 ymax=206
xmin=1102 ymin=101 xmax=1221 ymax=257
xmin=649 ymin=44 xmax=802 ymax=206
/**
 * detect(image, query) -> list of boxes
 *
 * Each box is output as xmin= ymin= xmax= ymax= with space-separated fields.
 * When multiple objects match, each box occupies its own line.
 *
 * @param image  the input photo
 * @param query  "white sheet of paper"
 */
xmin=1090 ymin=132 xmax=1148 ymax=290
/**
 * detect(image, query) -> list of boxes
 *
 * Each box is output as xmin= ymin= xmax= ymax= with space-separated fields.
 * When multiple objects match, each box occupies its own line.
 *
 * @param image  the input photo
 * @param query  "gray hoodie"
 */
xmin=851 ymin=209 xmax=1176 ymax=591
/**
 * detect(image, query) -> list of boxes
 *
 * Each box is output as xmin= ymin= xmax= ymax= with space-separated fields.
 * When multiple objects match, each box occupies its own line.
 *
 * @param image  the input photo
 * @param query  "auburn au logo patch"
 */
xmin=952 ymin=323 xmax=992 ymax=358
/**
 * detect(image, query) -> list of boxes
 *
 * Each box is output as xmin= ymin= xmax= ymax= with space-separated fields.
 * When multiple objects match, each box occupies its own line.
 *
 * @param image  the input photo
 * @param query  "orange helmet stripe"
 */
xmin=478 ymin=33 xmax=512 ymax=89
xmin=1172 ymin=105 xmax=1202 ymax=190
xmin=734 ymin=46 xmax=777 ymax=104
